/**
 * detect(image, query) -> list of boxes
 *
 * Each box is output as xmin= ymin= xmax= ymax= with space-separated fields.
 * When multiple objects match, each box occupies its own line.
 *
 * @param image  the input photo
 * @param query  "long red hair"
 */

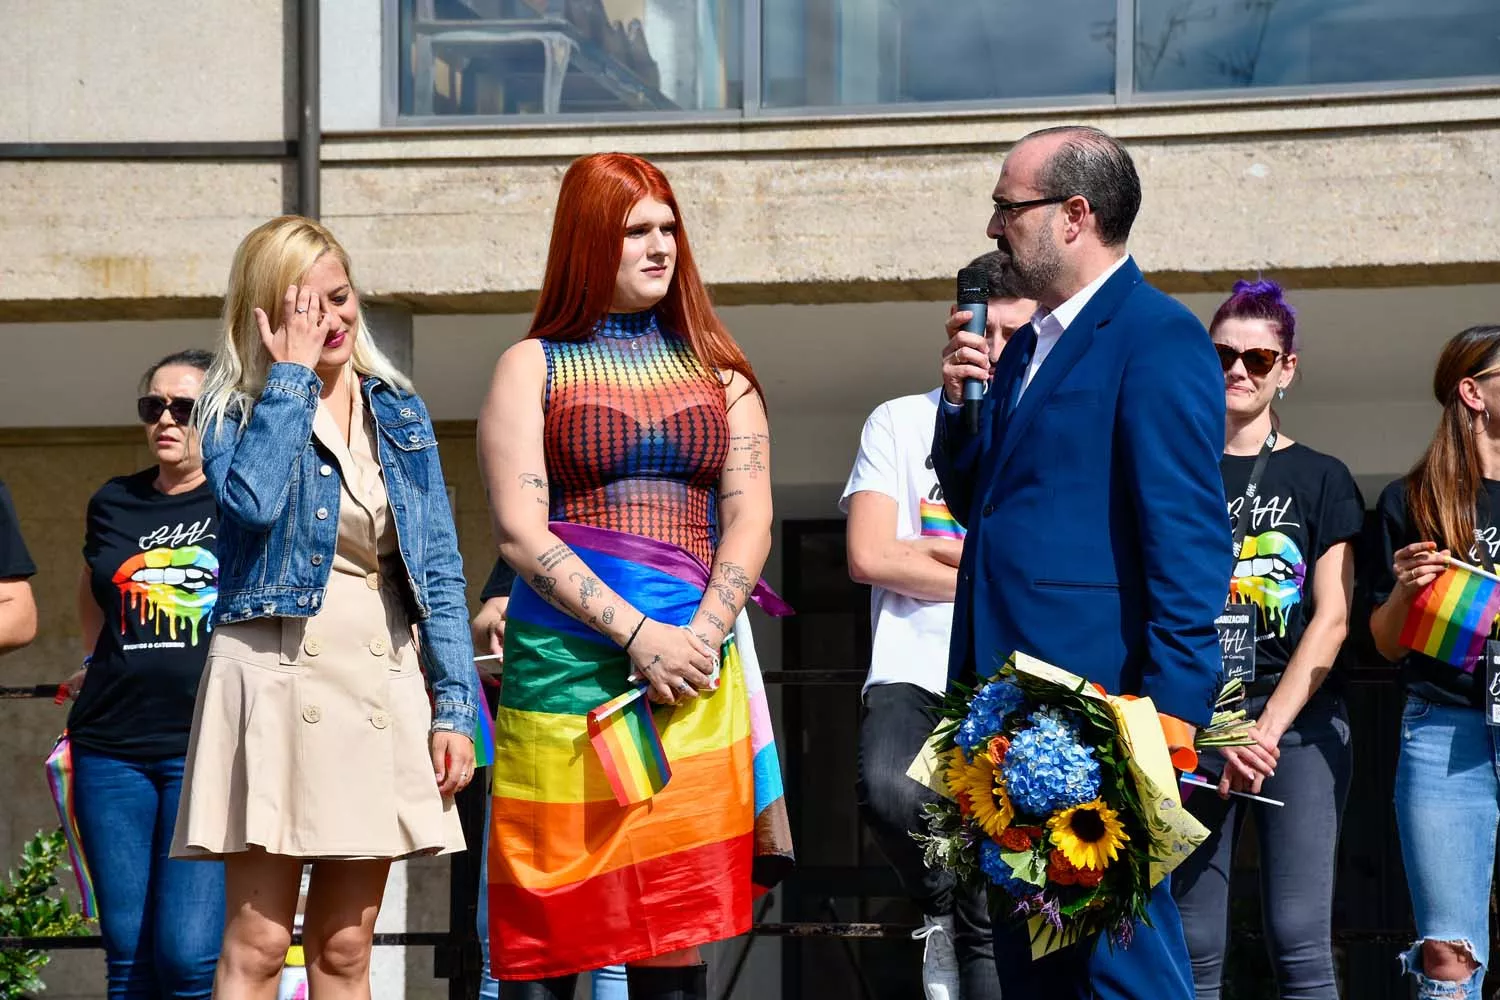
xmin=529 ymin=153 xmax=764 ymax=404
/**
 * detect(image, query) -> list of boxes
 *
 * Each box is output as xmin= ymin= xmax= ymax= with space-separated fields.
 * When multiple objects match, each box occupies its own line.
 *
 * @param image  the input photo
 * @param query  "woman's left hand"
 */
xmin=430 ymin=730 xmax=476 ymax=796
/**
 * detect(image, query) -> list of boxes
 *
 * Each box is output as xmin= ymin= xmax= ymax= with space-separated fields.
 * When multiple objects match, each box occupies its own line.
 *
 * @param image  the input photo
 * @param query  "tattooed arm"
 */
xmin=477 ymin=340 xmax=716 ymax=703
xmin=693 ymin=371 xmax=774 ymax=648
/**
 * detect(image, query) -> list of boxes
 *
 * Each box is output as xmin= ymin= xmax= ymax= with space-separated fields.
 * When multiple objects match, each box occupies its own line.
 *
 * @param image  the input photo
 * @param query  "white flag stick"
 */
xmin=1180 ymin=773 xmax=1285 ymax=807
xmin=1445 ymin=554 xmax=1500 ymax=586
xmin=474 ymin=654 xmax=503 ymax=663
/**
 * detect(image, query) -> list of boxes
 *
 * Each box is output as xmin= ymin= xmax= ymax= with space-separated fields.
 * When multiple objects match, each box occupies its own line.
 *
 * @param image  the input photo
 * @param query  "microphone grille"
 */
xmin=956 ymin=266 xmax=990 ymax=302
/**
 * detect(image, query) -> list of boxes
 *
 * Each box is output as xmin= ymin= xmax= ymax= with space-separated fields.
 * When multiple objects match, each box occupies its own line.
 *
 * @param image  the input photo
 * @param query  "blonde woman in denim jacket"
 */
xmin=172 ymin=216 xmax=479 ymax=1000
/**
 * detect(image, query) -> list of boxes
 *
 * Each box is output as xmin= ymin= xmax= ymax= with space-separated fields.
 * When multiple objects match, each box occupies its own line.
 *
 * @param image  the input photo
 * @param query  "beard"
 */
xmin=995 ymin=231 xmax=1062 ymax=301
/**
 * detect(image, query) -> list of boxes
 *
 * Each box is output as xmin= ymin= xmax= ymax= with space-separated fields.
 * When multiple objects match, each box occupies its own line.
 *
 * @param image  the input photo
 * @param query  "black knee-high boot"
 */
xmin=497 ymin=974 xmax=580 ymax=1000
xmin=626 ymin=964 xmax=708 ymax=1000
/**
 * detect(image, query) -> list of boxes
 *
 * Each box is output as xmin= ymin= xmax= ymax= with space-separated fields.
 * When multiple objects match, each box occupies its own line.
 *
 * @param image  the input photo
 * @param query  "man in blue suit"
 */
xmin=934 ymin=125 xmax=1231 ymax=1000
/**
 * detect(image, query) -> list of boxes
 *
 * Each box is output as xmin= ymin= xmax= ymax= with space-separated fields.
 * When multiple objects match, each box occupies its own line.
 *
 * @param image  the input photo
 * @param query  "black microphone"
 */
xmin=955 ymin=266 xmax=990 ymax=434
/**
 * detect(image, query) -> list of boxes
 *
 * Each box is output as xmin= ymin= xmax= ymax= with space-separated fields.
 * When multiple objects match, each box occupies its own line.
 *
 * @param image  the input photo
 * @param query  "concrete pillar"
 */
xmin=364 ymin=301 xmax=415 ymax=381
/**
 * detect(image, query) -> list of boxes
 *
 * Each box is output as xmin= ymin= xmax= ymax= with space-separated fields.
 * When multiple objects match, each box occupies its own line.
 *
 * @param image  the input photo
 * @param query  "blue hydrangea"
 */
xmin=978 ymin=838 xmax=1033 ymax=898
xmin=999 ymin=709 xmax=1101 ymax=816
xmin=956 ymin=678 xmax=1028 ymax=756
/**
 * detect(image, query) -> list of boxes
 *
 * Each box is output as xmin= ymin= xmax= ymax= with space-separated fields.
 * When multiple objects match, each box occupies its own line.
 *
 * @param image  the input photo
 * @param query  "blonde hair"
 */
xmin=197 ymin=215 xmax=413 ymax=433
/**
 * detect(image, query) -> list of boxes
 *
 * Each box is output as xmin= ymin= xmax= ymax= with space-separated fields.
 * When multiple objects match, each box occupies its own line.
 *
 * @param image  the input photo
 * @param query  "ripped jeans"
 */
xmin=1394 ymin=693 xmax=1497 ymax=999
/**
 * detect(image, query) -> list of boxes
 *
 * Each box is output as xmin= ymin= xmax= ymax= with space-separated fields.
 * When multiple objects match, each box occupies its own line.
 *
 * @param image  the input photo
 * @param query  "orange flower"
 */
xmin=1046 ymin=849 xmax=1079 ymax=886
xmin=957 ymin=792 xmax=972 ymax=817
xmin=986 ymin=736 xmax=1011 ymax=765
xmin=999 ymin=827 xmax=1033 ymax=851
xmin=1075 ymin=866 xmax=1105 ymax=889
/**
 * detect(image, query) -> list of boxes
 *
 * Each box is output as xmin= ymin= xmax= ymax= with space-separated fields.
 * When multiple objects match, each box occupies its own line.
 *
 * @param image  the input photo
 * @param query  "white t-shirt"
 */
xmin=839 ymin=388 xmax=964 ymax=696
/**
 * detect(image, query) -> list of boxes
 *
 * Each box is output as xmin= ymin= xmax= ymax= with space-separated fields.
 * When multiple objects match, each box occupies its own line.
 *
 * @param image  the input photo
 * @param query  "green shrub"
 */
xmin=0 ymin=830 xmax=92 ymax=999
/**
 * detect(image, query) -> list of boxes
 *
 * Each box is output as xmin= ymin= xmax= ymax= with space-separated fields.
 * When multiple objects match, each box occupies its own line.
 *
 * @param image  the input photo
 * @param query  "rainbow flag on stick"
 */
xmin=44 ymin=736 xmax=97 ymax=919
xmin=1399 ymin=557 xmax=1500 ymax=672
xmin=586 ymin=686 xmax=672 ymax=806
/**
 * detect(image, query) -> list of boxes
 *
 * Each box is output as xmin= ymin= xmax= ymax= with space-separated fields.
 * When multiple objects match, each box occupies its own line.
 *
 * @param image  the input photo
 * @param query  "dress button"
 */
xmin=371 ymin=711 xmax=390 ymax=730
xmin=315 ymin=507 xmax=329 ymax=520
xmin=370 ymin=637 xmax=388 ymax=656
xmin=365 ymin=572 xmax=382 ymax=590
xmin=304 ymin=636 xmax=322 ymax=656
xmin=311 ymin=554 xmax=323 ymax=566
xmin=982 ymin=503 xmax=995 ymax=517
xmin=319 ymin=464 xmax=332 ymax=477
xmin=302 ymin=705 xmax=322 ymax=724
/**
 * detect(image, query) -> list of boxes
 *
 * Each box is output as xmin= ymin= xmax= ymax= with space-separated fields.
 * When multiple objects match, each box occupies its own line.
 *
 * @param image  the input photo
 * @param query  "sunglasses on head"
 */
xmin=137 ymin=396 xmax=196 ymax=425
xmin=1215 ymin=344 xmax=1283 ymax=378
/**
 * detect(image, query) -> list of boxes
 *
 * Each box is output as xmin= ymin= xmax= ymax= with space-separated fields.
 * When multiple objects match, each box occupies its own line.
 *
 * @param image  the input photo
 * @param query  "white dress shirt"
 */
xmin=1017 ymin=254 xmax=1131 ymax=400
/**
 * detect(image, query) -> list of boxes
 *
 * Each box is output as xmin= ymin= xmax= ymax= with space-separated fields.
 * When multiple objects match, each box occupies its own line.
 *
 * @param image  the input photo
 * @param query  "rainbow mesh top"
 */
xmin=542 ymin=311 xmax=728 ymax=566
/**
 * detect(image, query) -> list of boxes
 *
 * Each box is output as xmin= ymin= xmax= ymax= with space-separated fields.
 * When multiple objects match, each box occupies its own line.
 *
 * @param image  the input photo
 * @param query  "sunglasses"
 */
xmin=137 ymin=396 xmax=196 ymax=425
xmin=1215 ymin=344 xmax=1283 ymax=378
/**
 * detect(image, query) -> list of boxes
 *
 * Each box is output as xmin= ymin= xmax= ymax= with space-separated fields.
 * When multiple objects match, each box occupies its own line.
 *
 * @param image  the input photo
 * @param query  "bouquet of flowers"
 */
xmin=910 ymin=652 xmax=1253 ymax=957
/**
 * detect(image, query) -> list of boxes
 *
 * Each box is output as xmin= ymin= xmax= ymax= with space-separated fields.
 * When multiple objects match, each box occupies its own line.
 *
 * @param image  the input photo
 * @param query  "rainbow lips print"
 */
xmin=1228 ymin=531 xmax=1306 ymax=637
xmin=113 ymin=545 xmax=219 ymax=644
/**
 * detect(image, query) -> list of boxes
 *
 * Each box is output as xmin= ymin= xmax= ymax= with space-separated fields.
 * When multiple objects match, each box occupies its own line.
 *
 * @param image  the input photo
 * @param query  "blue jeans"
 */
xmin=70 ymin=748 xmax=224 ymax=1000
xmin=479 ymin=793 xmax=626 ymax=999
xmin=1395 ymin=694 xmax=1499 ymax=999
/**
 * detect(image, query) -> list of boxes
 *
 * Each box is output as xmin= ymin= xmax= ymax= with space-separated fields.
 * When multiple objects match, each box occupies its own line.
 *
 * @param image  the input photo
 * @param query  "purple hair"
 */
xmin=1210 ymin=278 xmax=1297 ymax=353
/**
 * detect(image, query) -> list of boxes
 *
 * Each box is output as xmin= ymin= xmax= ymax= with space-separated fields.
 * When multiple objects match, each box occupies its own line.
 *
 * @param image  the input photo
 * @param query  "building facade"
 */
xmin=2 ymin=1 xmax=1499 ymax=997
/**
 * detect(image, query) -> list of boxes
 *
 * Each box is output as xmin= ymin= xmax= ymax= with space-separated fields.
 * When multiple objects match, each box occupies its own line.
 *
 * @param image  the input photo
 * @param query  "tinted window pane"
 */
xmin=1135 ymin=0 xmax=1500 ymax=92
xmin=761 ymin=0 xmax=1116 ymax=109
xmin=400 ymin=0 xmax=742 ymax=117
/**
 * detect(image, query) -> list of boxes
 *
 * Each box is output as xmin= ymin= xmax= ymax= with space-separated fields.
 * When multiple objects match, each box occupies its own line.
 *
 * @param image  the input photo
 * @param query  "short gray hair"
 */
xmin=1021 ymin=126 xmax=1141 ymax=247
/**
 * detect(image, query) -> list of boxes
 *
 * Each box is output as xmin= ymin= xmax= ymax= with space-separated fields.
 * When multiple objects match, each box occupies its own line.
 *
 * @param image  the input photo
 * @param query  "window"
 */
xmin=390 ymin=0 xmax=1500 ymax=121
xmin=761 ymin=0 xmax=1116 ymax=109
xmin=399 ymin=0 xmax=743 ymax=116
xmin=1135 ymin=0 xmax=1500 ymax=92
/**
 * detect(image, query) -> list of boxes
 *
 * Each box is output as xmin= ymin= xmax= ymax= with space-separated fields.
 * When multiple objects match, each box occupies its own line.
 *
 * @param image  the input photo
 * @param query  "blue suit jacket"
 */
xmin=934 ymin=258 xmax=1230 ymax=726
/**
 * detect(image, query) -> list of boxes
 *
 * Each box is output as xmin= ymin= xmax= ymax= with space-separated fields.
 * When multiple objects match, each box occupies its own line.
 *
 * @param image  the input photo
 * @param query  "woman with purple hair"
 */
xmin=1171 ymin=279 xmax=1363 ymax=1000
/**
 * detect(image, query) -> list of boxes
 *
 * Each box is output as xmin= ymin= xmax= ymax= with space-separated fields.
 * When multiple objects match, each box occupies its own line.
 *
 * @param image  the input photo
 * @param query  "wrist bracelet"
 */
xmin=623 ymin=615 xmax=647 ymax=652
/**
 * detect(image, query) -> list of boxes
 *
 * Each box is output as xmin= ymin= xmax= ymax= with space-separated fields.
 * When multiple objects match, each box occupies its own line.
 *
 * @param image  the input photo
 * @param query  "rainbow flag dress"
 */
xmin=487 ymin=312 xmax=794 ymax=979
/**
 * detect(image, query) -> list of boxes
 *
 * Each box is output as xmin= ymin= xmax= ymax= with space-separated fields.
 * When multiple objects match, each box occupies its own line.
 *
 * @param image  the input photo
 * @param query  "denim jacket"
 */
xmin=201 ymin=362 xmax=478 ymax=735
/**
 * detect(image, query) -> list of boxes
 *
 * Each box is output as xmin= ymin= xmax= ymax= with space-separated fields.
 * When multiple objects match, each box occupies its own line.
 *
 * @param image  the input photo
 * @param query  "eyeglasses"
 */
xmin=990 ymin=195 xmax=1072 ymax=229
xmin=1215 ymin=344 xmax=1284 ymax=378
xmin=137 ymin=396 xmax=196 ymax=425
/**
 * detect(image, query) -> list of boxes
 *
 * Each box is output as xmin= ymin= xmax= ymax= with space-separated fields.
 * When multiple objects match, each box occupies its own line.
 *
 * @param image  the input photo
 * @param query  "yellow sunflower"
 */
xmin=1046 ymin=799 xmax=1129 ymax=871
xmin=945 ymin=747 xmax=1015 ymax=837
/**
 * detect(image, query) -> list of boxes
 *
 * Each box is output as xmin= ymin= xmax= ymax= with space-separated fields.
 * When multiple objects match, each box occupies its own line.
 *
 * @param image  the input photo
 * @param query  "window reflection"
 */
xmin=761 ymin=0 xmax=1116 ymax=108
xmin=1135 ymin=0 xmax=1500 ymax=91
xmin=401 ymin=0 xmax=742 ymax=116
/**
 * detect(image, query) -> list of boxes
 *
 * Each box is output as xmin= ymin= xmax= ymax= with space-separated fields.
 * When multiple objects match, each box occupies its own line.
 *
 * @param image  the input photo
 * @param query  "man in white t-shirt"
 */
xmin=841 ymin=251 xmax=1034 ymax=1000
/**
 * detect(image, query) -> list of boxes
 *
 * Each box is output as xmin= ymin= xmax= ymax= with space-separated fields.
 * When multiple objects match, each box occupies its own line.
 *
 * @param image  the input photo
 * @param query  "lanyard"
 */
xmin=1230 ymin=428 xmax=1278 ymax=556
xmin=1478 ymin=490 xmax=1498 ymax=574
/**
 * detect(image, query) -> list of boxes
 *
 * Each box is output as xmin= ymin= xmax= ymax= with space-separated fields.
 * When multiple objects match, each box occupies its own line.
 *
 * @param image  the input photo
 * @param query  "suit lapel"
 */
xmin=992 ymin=258 xmax=1144 ymax=474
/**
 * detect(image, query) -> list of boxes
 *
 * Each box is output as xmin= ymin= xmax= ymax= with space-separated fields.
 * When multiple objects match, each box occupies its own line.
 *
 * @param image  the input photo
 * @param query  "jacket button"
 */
xmin=319 ymin=464 xmax=332 ymax=477
xmin=371 ymin=711 xmax=390 ymax=730
xmin=304 ymin=636 xmax=322 ymax=656
xmin=311 ymin=554 xmax=323 ymax=566
xmin=982 ymin=503 xmax=995 ymax=517
xmin=298 ymin=595 xmax=311 ymax=608
xmin=302 ymin=705 xmax=322 ymax=724
xmin=400 ymin=407 xmax=415 ymax=418
xmin=370 ymin=637 xmax=388 ymax=656
xmin=407 ymin=431 xmax=420 ymax=443
xmin=315 ymin=507 xmax=329 ymax=520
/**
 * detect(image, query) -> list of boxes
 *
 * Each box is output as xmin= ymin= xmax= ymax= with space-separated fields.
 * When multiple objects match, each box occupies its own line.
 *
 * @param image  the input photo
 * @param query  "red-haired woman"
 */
xmin=476 ymin=152 xmax=792 ymax=999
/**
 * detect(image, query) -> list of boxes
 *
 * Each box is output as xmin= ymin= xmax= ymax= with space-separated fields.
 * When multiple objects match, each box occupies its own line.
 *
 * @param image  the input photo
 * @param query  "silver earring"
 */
xmin=1276 ymin=386 xmax=1286 ymax=401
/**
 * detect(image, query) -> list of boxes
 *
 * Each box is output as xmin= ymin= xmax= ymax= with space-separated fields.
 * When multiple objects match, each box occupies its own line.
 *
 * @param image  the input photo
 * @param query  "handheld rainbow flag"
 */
xmin=44 ymin=736 xmax=97 ymax=919
xmin=586 ymin=685 xmax=672 ymax=806
xmin=471 ymin=661 xmax=496 ymax=769
xmin=1399 ymin=557 xmax=1500 ymax=671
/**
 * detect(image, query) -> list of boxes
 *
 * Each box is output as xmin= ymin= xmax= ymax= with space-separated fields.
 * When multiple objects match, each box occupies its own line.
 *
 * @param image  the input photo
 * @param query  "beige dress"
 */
xmin=172 ymin=390 xmax=465 ymax=859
